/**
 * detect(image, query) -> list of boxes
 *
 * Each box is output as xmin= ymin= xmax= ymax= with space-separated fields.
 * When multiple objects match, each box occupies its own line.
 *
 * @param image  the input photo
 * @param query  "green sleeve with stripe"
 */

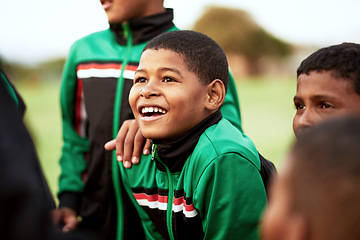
xmin=58 ymin=42 xmax=89 ymax=196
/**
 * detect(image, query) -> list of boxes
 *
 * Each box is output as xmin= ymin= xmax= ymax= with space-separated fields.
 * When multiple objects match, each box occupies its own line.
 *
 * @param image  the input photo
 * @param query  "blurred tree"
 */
xmin=192 ymin=6 xmax=293 ymax=75
xmin=0 ymin=57 xmax=65 ymax=84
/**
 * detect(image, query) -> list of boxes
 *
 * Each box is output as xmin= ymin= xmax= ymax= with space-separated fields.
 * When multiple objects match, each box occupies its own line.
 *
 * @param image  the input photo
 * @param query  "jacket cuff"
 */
xmin=58 ymin=191 xmax=82 ymax=212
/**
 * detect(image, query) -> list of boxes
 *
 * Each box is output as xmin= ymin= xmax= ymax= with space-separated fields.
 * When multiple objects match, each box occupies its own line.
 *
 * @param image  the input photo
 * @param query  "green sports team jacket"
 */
xmin=119 ymin=111 xmax=266 ymax=239
xmin=58 ymin=9 xmax=243 ymax=240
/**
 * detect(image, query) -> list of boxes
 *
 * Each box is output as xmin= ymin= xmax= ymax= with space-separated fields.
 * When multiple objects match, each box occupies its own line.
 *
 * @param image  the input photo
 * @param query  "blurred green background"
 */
xmin=14 ymin=76 xmax=296 ymax=200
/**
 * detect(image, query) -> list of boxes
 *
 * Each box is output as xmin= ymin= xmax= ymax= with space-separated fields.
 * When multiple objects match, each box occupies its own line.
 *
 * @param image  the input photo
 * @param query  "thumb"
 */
xmin=104 ymin=139 xmax=116 ymax=151
xmin=62 ymin=218 xmax=78 ymax=233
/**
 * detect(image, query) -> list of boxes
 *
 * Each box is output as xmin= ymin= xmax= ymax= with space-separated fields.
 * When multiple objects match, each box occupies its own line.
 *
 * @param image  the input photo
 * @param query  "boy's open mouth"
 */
xmin=140 ymin=106 xmax=167 ymax=117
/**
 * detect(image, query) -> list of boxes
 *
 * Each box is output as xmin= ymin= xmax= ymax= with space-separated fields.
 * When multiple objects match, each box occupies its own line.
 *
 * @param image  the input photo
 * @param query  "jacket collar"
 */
xmin=109 ymin=8 xmax=174 ymax=45
xmin=153 ymin=110 xmax=222 ymax=173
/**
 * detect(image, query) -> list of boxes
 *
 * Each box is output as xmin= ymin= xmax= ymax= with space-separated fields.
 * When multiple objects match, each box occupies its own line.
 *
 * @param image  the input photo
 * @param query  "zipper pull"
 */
xmin=151 ymin=144 xmax=157 ymax=161
xmin=122 ymin=22 xmax=130 ymax=39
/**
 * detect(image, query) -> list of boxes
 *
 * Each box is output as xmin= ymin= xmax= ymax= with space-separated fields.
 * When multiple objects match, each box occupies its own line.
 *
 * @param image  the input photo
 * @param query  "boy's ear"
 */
xmin=205 ymin=79 xmax=225 ymax=111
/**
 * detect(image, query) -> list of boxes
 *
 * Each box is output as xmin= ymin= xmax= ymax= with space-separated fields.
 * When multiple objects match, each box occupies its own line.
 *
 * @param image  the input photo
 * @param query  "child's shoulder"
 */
xmin=192 ymin=118 xmax=260 ymax=169
xmin=71 ymin=28 xmax=113 ymax=48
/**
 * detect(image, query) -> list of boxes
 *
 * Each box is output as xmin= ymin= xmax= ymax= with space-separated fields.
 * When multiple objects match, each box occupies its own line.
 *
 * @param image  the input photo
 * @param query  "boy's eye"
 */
xmin=163 ymin=77 xmax=176 ymax=83
xmin=294 ymin=102 xmax=305 ymax=110
xmin=319 ymin=102 xmax=334 ymax=109
xmin=134 ymin=77 xmax=147 ymax=84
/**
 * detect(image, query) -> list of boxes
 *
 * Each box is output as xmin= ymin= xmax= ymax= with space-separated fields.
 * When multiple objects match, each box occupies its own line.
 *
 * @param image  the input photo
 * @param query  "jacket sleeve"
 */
xmin=57 ymin=42 xmax=89 ymax=211
xmin=193 ymin=153 xmax=266 ymax=240
xmin=221 ymin=71 xmax=243 ymax=132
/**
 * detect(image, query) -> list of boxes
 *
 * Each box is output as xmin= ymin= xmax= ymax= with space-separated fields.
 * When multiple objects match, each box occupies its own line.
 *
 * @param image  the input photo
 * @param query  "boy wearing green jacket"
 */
xmin=118 ymin=30 xmax=266 ymax=239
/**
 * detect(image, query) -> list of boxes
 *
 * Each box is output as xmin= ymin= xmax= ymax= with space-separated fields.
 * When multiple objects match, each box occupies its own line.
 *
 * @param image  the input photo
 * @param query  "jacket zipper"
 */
xmin=112 ymin=22 xmax=133 ymax=240
xmin=152 ymin=144 xmax=175 ymax=240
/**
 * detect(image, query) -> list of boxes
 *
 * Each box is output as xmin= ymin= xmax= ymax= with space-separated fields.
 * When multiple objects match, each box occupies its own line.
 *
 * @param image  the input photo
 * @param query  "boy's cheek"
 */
xmin=129 ymin=89 xmax=140 ymax=113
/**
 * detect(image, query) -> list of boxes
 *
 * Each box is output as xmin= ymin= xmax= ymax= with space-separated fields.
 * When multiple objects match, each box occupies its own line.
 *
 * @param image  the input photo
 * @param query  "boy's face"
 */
xmin=293 ymin=70 xmax=360 ymax=137
xmin=129 ymin=49 xmax=210 ymax=141
xmin=100 ymin=0 xmax=163 ymax=23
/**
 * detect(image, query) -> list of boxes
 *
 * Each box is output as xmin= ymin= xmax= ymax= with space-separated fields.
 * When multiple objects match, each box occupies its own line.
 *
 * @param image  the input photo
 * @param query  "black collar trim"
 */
xmin=153 ymin=111 xmax=222 ymax=173
xmin=109 ymin=8 xmax=174 ymax=45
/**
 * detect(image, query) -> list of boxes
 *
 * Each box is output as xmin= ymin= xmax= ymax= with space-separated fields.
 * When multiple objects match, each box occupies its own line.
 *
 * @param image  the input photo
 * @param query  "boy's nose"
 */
xmin=139 ymin=82 xmax=160 ymax=98
xmin=295 ymin=108 xmax=317 ymax=136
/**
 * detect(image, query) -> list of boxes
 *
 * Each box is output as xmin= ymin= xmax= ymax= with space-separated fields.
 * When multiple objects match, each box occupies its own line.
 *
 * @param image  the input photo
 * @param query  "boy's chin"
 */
xmin=142 ymin=131 xmax=163 ymax=141
xmin=142 ymin=131 xmax=177 ymax=143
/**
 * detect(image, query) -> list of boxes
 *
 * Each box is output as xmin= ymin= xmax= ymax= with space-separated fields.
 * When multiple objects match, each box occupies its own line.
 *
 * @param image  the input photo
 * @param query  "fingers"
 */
xmin=107 ymin=119 xmax=149 ymax=169
xmin=143 ymin=139 xmax=151 ymax=155
xmin=131 ymin=128 xmax=146 ymax=165
xmin=121 ymin=121 xmax=140 ymax=168
xmin=62 ymin=216 xmax=78 ymax=233
xmin=56 ymin=207 xmax=79 ymax=233
xmin=114 ymin=120 xmax=130 ymax=163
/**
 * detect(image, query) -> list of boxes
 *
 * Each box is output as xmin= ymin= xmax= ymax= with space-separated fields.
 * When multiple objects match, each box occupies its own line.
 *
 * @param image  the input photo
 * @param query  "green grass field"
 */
xmin=15 ymin=76 xmax=296 ymax=200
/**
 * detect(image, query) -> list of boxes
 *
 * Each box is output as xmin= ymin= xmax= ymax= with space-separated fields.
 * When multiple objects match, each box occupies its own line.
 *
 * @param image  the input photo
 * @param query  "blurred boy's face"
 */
xmin=261 ymin=161 xmax=298 ymax=240
xmin=293 ymin=71 xmax=360 ymax=137
xmin=100 ymin=0 xmax=164 ymax=23
xmin=129 ymin=49 xmax=210 ymax=141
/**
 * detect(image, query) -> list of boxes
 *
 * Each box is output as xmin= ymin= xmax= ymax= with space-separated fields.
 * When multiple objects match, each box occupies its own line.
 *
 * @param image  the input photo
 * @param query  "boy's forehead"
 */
xmin=297 ymin=71 xmax=353 ymax=94
xmin=140 ymin=49 xmax=183 ymax=62
xmin=138 ymin=49 xmax=188 ymax=71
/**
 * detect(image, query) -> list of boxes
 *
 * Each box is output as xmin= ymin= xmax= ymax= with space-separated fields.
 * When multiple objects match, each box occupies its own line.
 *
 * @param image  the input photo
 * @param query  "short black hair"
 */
xmin=288 ymin=115 xmax=360 ymax=239
xmin=143 ymin=30 xmax=229 ymax=90
xmin=297 ymin=42 xmax=360 ymax=95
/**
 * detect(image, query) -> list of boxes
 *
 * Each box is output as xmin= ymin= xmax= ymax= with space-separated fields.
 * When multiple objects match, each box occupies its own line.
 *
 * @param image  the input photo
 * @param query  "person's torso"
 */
xmin=120 ymin=118 xmax=260 ymax=239
xmin=65 ymin=10 xmax=178 ymax=239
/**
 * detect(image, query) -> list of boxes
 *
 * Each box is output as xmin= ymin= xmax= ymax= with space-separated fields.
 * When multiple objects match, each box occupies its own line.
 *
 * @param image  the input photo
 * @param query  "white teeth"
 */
xmin=141 ymin=106 xmax=167 ymax=114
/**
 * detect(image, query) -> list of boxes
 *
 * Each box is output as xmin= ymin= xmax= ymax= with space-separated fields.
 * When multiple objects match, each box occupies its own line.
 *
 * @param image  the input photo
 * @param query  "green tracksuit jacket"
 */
xmin=119 ymin=112 xmax=266 ymax=239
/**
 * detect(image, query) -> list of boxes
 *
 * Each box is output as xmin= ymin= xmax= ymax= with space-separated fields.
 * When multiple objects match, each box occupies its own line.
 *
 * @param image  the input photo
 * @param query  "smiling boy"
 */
xmin=117 ymin=30 xmax=267 ymax=239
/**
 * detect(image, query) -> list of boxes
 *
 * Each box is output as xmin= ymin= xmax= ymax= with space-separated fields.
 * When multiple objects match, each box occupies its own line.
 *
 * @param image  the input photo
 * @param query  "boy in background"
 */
xmin=261 ymin=115 xmax=360 ymax=240
xmin=56 ymin=0 xmax=243 ymax=239
xmin=293 ymin=42 xmax=360 ymax=137
xmin=261 ymin=42 xmax=360 ymax=239
xmin=118 ymin=30 xmax=266 ymax=239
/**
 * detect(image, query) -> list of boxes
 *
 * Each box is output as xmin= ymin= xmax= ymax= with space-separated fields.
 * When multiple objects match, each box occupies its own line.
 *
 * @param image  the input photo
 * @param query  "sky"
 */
xmin=1 ymin=0 xmax=359 ymax=65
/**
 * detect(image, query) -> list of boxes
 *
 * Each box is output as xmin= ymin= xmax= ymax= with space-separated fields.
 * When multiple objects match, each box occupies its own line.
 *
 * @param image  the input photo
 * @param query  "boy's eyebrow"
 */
xmin=159 ymin=67 xmax=183 ymax=78
xmin=293 ymin=94 xmax=341 ymax=102
xmin=135 ymin=67 xmax=184 ymax=78
xmin=135 ymin=68 xmax=146 ymax=74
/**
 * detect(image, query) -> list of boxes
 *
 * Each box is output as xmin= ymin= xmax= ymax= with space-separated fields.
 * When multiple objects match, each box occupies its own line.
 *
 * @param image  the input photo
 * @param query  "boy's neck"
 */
xmin=109 ymin=8 xmax=174 ymax=45
xmin=152 ymin=110 xmax=222 ymax=173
